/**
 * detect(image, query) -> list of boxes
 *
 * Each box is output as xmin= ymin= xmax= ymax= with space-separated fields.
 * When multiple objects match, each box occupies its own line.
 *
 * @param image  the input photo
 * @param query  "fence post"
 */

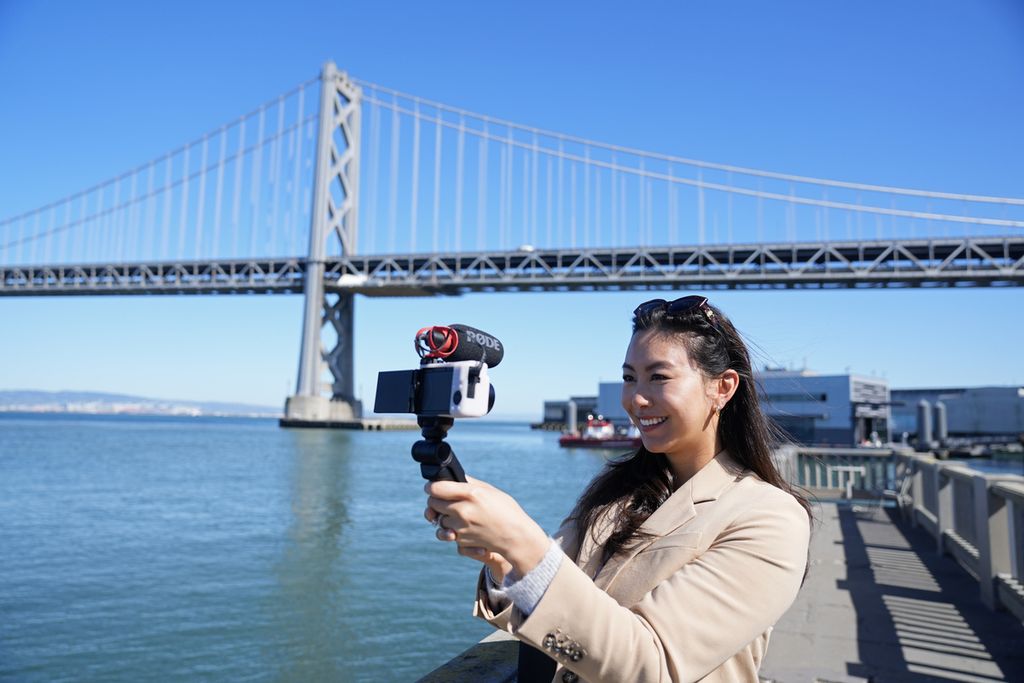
xmin=974 ymin=474 xmax=1024 ymax=610
xmin=936 ymin=466 xmax=954 ymax=556
xmin=1012 ymin=499 xmax=1023 ymax=581
xmin=936 ymin=463 xmax=972 ymax=556
xmin=910 ymin=456 xmax=924 ymax=528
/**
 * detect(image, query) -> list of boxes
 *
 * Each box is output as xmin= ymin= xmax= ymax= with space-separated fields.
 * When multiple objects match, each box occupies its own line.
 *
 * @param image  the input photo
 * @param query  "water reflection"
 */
xmin=271 ymin=428 xmax=355 ymax=682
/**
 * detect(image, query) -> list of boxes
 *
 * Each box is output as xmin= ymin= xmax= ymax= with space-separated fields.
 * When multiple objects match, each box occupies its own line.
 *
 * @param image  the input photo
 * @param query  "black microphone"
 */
xmin=446 ymin=324 xmax=504 ymax=367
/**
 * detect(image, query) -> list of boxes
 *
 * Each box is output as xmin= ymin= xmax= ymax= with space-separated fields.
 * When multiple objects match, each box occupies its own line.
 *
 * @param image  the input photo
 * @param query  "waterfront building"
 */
xmin=890 ymin=386 xmax=1024 ymax=438
xmin=598 ymin=382 xmax=630 ymax=426
xmin=536 ymin=396 xmax=599 ymax=429
xmin=757 ymin=370 xmax=890 ymax=446
xmin=542 ymin=400 xmax=568 ymax=424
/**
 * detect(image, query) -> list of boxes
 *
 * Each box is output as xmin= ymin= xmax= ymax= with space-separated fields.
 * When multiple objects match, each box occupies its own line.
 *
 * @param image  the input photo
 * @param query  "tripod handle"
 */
xmin=424 ymin=453 xmax=467 ymax=483
xmin=411 ymin=438 xmax=468 ymax=482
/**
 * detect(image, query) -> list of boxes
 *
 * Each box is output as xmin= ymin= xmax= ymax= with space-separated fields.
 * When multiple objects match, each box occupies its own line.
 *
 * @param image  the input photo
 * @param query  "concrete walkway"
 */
xmin=762 ymin=502 xmax=1024 ymax=683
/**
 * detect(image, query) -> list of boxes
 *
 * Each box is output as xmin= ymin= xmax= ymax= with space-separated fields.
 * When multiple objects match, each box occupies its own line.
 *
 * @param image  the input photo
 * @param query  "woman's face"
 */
xmin=621 ymin=329 xmax=718 ymax=462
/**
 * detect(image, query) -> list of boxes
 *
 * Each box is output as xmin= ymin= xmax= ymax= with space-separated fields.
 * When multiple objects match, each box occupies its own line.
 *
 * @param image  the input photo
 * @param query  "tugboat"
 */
xmin=558 ymin=415 xmax=643 ymax=450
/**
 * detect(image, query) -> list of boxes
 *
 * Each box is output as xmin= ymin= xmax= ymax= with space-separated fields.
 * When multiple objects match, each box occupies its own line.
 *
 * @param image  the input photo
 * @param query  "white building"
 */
xmin=758 ymin=370 xmax=890 ymax=446
xmin=891 ymin=386 xmax=1024 ymax=438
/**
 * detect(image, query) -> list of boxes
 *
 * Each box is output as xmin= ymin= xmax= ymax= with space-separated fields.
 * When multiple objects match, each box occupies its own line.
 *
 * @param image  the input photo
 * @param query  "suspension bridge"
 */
xmin=2 ymin=62 xmax=1022 ymax=424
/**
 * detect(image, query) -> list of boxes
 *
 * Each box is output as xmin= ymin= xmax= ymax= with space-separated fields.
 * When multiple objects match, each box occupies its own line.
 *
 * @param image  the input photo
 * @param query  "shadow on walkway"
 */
xmin=837 ymin=504 xmax=1024 ymax=682
xmin=762 ymin=502 xmax=1024 ymax=682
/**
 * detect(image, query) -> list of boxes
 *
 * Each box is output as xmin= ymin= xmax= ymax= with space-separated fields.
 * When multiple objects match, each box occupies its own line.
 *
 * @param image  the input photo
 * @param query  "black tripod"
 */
xmin=411 ymin=416 xmax=467 ymax=482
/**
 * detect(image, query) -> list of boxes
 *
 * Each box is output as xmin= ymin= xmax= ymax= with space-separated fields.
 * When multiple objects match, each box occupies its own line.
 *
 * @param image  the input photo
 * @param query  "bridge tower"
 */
xmin=282 ymin=62 xmax=363 ymax=425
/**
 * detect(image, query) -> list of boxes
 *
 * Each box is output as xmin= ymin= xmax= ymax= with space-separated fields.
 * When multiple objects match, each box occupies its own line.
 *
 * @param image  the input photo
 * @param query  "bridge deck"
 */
xmin=762 ymin=502 xmax=1024 ymax=682
xmin=420 ymin=501 xmax=1024 ymax=682
xmin=3 ymin=237 xmax=1023 ymax=296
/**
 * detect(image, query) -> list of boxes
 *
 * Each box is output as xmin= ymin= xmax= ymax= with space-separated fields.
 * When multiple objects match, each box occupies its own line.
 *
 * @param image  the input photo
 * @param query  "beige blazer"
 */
xmin=473 ymin=451 xmax=810 ymax=683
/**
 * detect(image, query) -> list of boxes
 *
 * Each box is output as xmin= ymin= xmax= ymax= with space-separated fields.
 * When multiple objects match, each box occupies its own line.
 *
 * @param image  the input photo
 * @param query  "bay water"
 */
xmin=0 ymin=414 xmax=607 ymax=682
xmin=948 ymin=454 xmax=1024 ymax=475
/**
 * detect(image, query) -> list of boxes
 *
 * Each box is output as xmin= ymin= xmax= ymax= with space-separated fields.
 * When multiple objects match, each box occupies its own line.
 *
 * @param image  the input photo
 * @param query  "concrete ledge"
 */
xmin=997 ymin=575 xmax=1024 ymax=623
xmin=914 ymin=506 xmax=938 ymax=537
xmin=943 ymin=529 xmax=981 ymax=579
xmin=278 ymin=417 xmax=417 ymax=430
xmin=416 ymin=630 xmax=517 ymax=683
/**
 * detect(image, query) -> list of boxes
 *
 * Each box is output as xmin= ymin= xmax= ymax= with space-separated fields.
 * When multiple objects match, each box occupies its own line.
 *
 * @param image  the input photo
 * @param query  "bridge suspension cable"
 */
xmin=3 ymin=69 xmax=1023 ymax=270
xmin=353 ymin=78 xmax=1024 ymax=257
xmin=361 ymin=94 xmax=1023 ymax=228
xmin=0 ymin=78 xmax=321 ymax=267
xmin=353 ymin=78 xmax=1024 ymax=207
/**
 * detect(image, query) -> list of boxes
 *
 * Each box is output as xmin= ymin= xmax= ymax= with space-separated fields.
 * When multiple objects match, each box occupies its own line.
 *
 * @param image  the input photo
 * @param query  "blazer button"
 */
xmin=561 ymin=672 xmax=578 ymax=683
xmin=543 ymin=633 xmax=556 ymax=649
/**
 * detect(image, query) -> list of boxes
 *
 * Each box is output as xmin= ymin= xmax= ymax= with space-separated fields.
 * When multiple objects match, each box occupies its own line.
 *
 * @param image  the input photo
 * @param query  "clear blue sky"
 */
xmin=1 ymin=1 xmax=1022 ymax=418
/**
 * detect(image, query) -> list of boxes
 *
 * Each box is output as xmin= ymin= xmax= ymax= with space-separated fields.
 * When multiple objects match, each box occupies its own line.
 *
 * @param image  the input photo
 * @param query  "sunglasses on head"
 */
xmin=633 ymin=295 xmax=717 ymax=325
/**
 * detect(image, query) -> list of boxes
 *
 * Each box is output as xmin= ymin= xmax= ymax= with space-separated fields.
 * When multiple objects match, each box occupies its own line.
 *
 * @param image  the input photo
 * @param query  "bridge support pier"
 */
xmin=281 ymin=61 xmax=367 ymax=428
xmin=283 ymin=394 xmax=360 ymax=423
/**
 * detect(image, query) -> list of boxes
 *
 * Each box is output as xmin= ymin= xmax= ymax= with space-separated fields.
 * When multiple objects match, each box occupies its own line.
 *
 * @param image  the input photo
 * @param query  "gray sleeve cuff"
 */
xmin=486 ymin=539 xmax=563 ymax=616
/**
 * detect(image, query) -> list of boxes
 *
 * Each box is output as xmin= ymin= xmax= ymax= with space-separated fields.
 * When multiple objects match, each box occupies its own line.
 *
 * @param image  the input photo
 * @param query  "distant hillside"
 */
xmin=0 ymin=389 xmax=281 ymax=417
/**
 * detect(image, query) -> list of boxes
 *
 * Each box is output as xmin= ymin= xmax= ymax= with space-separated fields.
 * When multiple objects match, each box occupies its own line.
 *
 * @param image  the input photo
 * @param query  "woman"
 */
xmin=425 ymin=296 xmax=812 ymax=682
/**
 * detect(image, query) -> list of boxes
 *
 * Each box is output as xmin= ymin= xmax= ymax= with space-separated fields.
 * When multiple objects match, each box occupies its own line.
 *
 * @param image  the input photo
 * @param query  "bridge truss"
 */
xmin=3 ymin=236 xmax=1021 ymax=296
xmin=329 ymin=237 xmax=1024 ymax=294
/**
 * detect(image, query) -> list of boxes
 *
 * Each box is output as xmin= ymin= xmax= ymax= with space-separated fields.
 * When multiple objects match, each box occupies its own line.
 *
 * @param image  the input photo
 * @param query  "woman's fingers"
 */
xmin=424 ymin=476 xmax=531 ymax=559
xmin=424 ymin=479 xmax=483 ymax=501
xmin=464 ymin=475 xmax=494 ymax=489
xmin=456 ymin=545 xmax=508 ymax=570
xmin=425 ymin=495 xmax=459 ymax=518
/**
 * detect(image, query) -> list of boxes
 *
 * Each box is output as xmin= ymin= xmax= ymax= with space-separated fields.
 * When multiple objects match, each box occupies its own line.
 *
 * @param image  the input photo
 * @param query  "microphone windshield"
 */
xmin=449 ymin=324 xmax=504 ymax=368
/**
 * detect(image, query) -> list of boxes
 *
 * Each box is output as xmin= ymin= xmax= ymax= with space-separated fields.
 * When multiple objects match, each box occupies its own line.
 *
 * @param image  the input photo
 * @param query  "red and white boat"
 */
xmin=558 ymin=416 xmax=643 ymax=449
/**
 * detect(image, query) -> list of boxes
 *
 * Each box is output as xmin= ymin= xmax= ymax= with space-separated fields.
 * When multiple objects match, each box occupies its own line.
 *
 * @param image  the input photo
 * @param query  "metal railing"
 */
xmin=773 ymin=445 xmax=898 ymax=498
xmin=904 ymin=453 xmax=1024 ymax=620
xmin=776 ymin=446 xmax=1024 ymax=621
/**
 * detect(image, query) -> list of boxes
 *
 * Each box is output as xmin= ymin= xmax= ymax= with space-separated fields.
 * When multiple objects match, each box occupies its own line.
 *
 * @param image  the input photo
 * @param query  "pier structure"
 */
xmin=420 ymin=448 xmax=1024 ymax=682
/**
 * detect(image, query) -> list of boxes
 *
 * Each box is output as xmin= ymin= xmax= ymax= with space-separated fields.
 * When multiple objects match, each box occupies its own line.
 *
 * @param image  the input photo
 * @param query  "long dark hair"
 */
xmin=568 ymin=298 xmax=812 ymax=560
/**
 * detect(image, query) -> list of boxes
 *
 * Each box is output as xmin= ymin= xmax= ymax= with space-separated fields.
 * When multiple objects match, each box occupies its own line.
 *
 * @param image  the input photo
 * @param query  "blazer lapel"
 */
xmin=592 ymin=451 xmax=742 ymax=592
xmin=593 ymin=485 xmax=696 ymax=591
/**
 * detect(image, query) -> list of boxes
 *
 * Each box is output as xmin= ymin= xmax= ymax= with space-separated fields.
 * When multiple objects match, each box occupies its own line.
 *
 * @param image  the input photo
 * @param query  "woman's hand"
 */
xmin=424 ymin=498 xmax=513 ymax=581
xmin=424 ymin=475 xmax=550 ymax=578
